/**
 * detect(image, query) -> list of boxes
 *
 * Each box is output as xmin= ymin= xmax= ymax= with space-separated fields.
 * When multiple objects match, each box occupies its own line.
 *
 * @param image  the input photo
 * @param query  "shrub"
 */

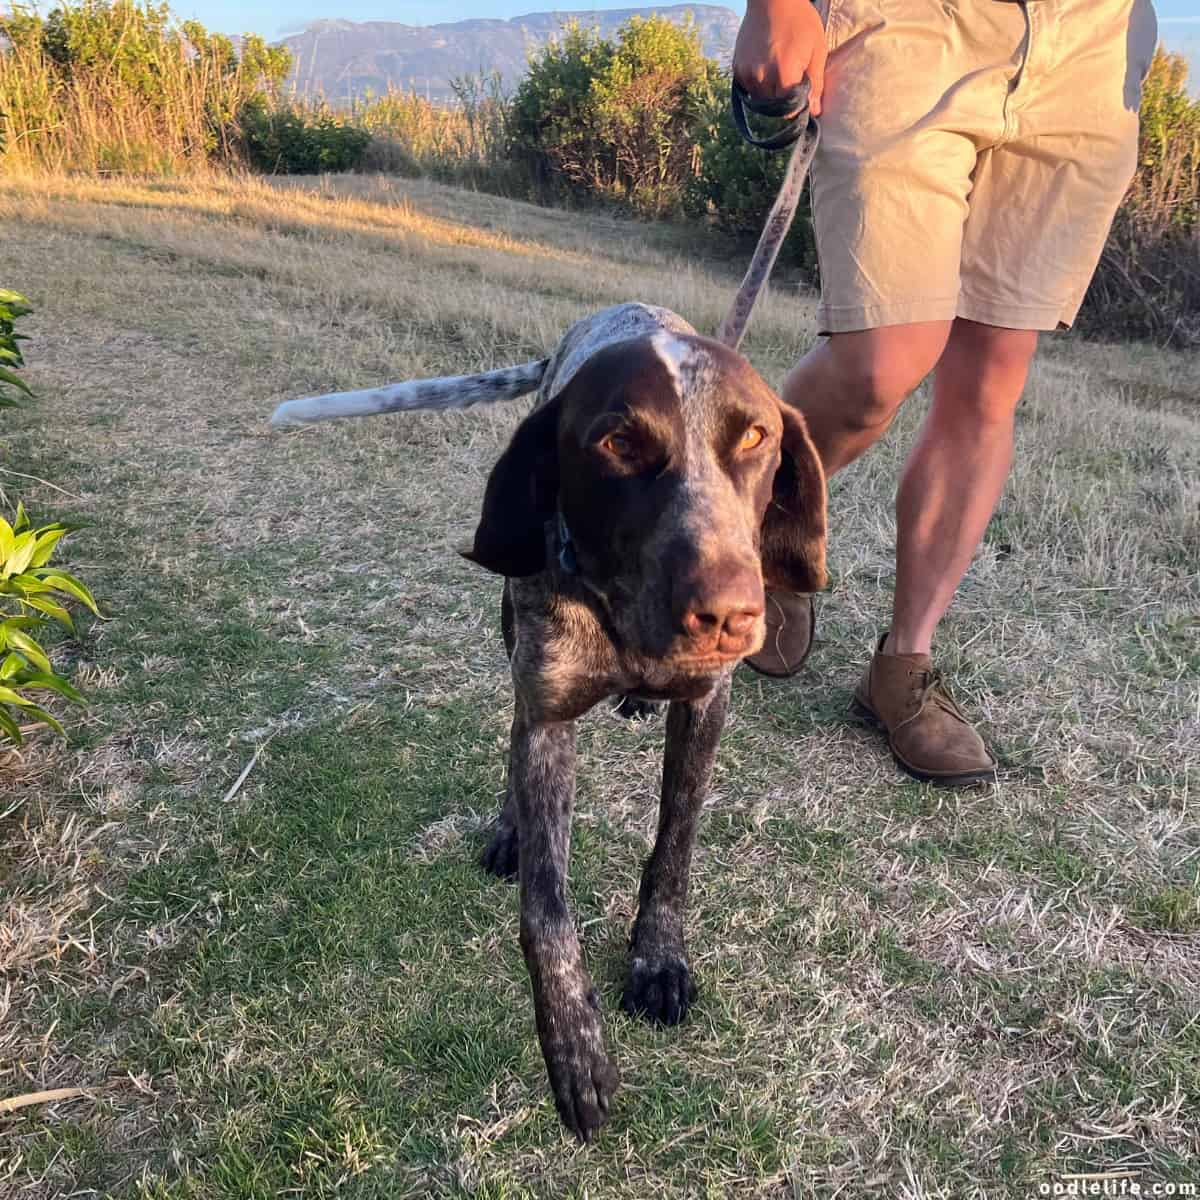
xmin=350 ymin=74 xmax=521 ymax=191
xmin=510 ymin=16 xmax=718 ymax=216
xmin=0 ymin=0 xmax=290 ymax=173
xmin=509 ymin=23 xmax=611 ymax=201
xmin=238 ymin=98 xmax=371 ymax=174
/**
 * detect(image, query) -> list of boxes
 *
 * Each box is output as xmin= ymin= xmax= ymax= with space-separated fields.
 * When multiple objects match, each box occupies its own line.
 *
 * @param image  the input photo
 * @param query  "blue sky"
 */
xmin=169 ymin=0 xmax=1200 ymax=41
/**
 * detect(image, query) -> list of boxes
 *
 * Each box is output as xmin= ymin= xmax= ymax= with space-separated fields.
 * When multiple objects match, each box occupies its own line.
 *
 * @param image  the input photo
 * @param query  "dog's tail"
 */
xmin=270 ymin=358 xmax=550 ymax=427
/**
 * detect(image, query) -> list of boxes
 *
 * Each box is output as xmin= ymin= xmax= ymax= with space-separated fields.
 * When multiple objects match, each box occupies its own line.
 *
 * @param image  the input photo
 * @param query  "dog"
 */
xmin=272 ymin=301 xmax=827 ymax=1142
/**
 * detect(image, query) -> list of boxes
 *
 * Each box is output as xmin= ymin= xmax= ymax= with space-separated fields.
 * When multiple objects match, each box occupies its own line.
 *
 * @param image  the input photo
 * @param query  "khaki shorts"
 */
xmin=811 ymin=0 xmax=1159 ymax=334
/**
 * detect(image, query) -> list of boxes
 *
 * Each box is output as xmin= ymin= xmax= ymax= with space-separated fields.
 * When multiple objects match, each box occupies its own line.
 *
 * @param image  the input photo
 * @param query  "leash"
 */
xmin=715 ymin=79 xmax=821 ymax=350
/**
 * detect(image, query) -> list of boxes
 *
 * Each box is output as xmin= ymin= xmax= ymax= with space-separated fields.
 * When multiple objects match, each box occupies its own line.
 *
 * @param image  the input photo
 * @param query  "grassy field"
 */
xmin=1 ymin=172 xmax=1198 ymax=1199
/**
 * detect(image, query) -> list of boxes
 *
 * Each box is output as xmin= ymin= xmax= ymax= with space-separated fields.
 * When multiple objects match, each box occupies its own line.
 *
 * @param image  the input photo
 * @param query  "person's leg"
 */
xmin=747 ymin=320 xmax=951 ymax=680
xmin=888 ymin=319 xmax=1038 ymax=656
xmin=841 ymin=318 xmax=1036 ymax=785
xmin=780 ymin=320 xmax=953 ymax=473
xmin=778 ymin=318 xmax=1035 ymax=659
xmin=772 ymin=317 xmax=1033 ymax=786
xmin=776 ymin=318 xmax=1034 ymax=661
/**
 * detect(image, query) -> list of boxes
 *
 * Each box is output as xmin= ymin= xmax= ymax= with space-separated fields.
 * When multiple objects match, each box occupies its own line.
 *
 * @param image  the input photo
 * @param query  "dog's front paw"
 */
xmin=541 ymin=993 xmax=620 ymax=1142
xmin=480 ymin=821 xmax=519 ymax=880
xmin=621 ymin=953 xmax=695 ymax=1026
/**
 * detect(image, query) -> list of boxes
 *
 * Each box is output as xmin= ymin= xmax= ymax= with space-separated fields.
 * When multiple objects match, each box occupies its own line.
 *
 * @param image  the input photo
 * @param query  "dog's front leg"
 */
xmin=512 ymin=709 xmax=619 ymax=1142
xmin=622 ymin=672 xmax=731 ymax=1026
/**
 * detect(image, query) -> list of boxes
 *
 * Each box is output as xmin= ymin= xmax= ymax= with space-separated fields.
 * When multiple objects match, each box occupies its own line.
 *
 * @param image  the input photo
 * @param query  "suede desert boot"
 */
xmin=744 ymin=590 xmax=816 ymax=678
xmin=852 ymin=633 xmax=997 ymax=786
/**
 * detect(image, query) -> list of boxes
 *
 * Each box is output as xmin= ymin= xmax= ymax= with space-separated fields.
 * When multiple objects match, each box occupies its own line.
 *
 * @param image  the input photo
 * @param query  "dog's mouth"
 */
xmin=639 ymin=627 xmax=765 ymax=675
xmin=672 ymin=623 xmax=766 ymax=670
xmin=626 ymin=652 xmax=742 ymax=702
xmin=662 ymin=649 xmax=747 ymax=674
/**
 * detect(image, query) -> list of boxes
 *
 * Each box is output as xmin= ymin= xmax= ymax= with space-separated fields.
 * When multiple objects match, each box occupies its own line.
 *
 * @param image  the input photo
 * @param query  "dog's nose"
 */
xmin=680 ymin=604 xmax=763 ymax=650
xmin=676 ymin=568 xmax=764 ymax=655
xmin=722 ymin=609 xmax=758 ymax=639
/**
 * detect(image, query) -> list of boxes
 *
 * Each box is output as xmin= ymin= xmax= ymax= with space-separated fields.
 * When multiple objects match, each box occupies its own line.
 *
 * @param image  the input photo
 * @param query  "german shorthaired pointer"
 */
xmin=272 ymin=301 xmax=827 ymax=1142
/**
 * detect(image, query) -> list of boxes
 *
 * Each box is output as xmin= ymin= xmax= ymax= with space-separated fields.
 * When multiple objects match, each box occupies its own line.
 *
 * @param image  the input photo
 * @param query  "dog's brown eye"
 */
xmin=739 ymin=426 xmax=767 ymax=452
xmin=602 ymin=433 xmax=633 ymax=458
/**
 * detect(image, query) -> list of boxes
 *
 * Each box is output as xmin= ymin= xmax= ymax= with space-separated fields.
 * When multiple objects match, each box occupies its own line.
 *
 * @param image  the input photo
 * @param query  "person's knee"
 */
xmin=824 ymin=328 xmax=947 ymax=433
xmin=944 ymin=321 xmax=1038 ymax=386
xmin=937 ymin=321 xmax=1038 ymax=425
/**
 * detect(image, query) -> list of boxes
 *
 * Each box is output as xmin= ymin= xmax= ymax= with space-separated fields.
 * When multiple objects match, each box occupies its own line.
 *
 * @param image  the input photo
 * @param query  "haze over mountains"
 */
xmin=279 ymin=5 xmax=741 ymax=103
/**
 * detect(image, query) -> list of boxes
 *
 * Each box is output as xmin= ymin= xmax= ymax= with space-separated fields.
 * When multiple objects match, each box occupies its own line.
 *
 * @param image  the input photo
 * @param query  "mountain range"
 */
xmin=279 ymin=5 xmax=741 ymax=103
xmin=276 ymin=6 xmax=1199 ymax=105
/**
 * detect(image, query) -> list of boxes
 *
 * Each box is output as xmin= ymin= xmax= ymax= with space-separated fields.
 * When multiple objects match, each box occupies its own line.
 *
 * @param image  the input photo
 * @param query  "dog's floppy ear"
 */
xmin=760 ymin=402 xmax=828 ymax=593
xmin=462 ymin=397 xmax=562 ymax=577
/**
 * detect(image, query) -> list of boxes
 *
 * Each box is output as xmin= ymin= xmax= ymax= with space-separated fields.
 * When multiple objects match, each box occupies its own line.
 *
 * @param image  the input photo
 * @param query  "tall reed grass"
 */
xmin=350 ymin=75 xmax=524 ymax=193
xmin=0 ymin=2 xmax=286 ymax=174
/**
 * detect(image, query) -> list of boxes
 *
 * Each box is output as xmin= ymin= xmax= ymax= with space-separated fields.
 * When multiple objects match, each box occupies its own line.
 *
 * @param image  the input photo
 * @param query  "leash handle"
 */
xmin=730 ymin=78 xmax=812 ymax=152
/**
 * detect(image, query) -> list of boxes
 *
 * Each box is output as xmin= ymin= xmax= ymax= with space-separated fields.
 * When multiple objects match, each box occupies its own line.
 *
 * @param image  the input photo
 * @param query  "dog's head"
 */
xmin=463 ymin=332 xmax=826 ymax=674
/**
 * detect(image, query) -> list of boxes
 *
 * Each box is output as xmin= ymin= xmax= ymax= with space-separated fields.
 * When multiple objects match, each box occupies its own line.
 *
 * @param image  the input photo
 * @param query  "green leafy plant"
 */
xmin=1 ymin=290 xmax=99 ymax=746
xmin=238 ymin=97 xmax=371 ymax=174
xmin=0 ymin=503 xmax=98 ymax=744
xmin=0 ymin=289 xmax=34 ymax=410
xmin=509 ymin=16 xmax=717 ymax=216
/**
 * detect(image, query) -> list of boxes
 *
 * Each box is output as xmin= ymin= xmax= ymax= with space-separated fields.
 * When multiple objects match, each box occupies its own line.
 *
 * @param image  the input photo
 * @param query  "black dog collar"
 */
xmin=556 ymin=510 xmax=579 ymax=575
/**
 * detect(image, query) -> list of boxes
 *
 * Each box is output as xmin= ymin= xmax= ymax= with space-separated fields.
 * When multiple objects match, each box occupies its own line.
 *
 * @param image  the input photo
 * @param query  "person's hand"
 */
xmin=733 ymin=0 xmax=828 ymax=117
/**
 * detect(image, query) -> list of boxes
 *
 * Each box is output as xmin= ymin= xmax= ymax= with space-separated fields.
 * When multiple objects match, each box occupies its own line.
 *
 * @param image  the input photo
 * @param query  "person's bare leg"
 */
xmin=746 ymin=320 xmax=952 ymax=679
xmin=888 ymin=319 xmax=1038 ymax=656
xmin=781 ymin=321 xmax=953 ymax=475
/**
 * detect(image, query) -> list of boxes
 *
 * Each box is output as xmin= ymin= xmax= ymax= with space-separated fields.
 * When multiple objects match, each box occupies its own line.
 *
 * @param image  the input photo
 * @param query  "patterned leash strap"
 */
xmin=716 ymin=79 xmax=821 ymax=351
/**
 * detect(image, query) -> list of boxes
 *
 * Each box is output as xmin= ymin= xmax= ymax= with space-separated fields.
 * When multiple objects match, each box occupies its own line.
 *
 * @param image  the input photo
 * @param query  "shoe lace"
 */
xmin=911 ymin=667 xmax=970 ymax=724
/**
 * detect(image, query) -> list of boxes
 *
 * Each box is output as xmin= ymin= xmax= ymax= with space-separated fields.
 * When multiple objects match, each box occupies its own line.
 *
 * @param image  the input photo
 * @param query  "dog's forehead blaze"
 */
xmin=558 ymin=333 xmax=779 ymax=458
xmin=650 ymin=333 xmax=782 ymax=454
xmin=647 ymin=330 xmax=691 ymax=396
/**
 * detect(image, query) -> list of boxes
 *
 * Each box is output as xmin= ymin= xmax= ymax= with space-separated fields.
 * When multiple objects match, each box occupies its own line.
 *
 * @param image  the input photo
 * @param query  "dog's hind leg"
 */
xmin=512 ymin=711 xmax=619 ymax=1142
xmin=622 ymin=672 xmax=731 ymax=1026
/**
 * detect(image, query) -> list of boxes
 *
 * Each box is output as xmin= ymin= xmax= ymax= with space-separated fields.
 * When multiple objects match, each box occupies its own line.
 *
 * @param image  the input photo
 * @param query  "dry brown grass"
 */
xmin=0 ymin=171 xmax=1197 ymax=1198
